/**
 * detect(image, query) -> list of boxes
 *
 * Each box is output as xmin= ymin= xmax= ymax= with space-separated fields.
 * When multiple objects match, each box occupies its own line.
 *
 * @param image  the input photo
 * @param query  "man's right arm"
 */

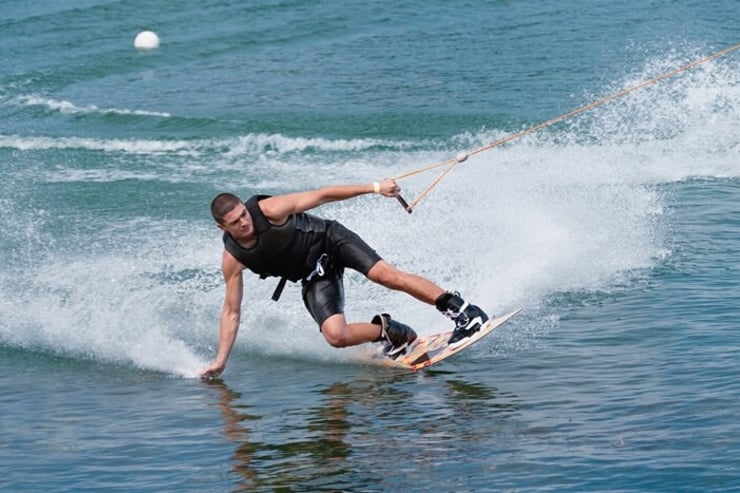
xmin=260 ymin=178 xmax=402 ymax=224
xmin=200 ymin=251 xmax=244 ymax=379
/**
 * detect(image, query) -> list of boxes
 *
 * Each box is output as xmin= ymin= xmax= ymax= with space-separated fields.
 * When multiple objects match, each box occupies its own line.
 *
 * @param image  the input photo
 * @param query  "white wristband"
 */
xmin=373 ymin=182 xmax=380 ymax=193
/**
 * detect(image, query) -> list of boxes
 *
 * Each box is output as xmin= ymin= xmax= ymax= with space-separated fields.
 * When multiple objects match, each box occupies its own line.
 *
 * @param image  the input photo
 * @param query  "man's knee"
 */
xmin=321 ymin=315 xmax=350 ymax=348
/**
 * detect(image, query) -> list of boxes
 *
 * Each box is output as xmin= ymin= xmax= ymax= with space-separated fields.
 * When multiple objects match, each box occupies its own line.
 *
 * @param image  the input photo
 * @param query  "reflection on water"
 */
xmin=205 ymin=371 xmax=521 ymax=491
xmin=206 ymin=379 xmax=359 ymax=491
xmin=208 ymin=381 xmax=261 ymax=486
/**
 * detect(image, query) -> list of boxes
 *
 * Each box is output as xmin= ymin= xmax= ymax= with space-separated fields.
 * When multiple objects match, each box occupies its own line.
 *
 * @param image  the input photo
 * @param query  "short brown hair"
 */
xmin=210 ymin=193 xmax=242 ymax=224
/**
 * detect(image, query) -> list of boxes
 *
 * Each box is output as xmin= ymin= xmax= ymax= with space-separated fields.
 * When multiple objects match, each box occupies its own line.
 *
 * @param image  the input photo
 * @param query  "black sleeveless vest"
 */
xmin=222 ymin=195 xmax=329 ymax=282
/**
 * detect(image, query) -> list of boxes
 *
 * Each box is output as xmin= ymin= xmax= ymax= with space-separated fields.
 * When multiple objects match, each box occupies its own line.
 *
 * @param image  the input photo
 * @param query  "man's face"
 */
xmin=219 ymin=203 xmax=254 ymax=240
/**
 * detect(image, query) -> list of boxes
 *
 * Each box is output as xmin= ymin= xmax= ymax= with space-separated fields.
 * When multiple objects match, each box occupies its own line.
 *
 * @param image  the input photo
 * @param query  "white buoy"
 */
xmin=456 ymin=152 xmax=469 ymax=163
xmin=134 ymin=31 xmax=160 ymax=50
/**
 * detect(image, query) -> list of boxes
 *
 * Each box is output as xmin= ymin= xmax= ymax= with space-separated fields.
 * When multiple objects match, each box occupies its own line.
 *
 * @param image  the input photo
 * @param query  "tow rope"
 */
xmin=391 ymin=43 xmax=740 ymax=213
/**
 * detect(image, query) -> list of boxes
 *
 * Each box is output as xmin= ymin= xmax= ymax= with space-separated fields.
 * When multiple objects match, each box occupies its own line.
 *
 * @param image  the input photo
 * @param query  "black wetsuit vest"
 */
xmin=222 ymin=195 xmax=329 ymax=283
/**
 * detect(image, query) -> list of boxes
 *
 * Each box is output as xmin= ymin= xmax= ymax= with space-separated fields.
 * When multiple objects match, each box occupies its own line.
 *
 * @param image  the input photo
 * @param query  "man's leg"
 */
xmin=320 ymin=313 xmax=382 ymax=348
xmin=303 ymin=271 xmax=390 ymax=349
xmin=366 ymin=260 xmax=489 ymax=346
xmin=366 ymin=260 xmax=445 ymax=304
xmin=327 ymin=221 xmax=486 ymax=346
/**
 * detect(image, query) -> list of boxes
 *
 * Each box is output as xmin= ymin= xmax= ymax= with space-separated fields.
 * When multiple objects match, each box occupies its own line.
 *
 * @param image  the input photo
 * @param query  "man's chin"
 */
xmin=233 ymin=229 xmax=253 ymax=241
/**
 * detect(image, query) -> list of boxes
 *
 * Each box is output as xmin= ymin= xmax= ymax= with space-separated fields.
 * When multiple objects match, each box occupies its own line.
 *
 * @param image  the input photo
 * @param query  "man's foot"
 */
xmin=372 ymin=313 xmax=418 ymax=358
xmin=435 ymin=292 xmax=489 ymax=346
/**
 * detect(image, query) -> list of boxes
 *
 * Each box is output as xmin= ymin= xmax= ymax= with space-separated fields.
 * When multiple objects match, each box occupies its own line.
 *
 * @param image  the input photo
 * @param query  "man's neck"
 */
xmin=232 ymin=232 xmax=257 ymax=249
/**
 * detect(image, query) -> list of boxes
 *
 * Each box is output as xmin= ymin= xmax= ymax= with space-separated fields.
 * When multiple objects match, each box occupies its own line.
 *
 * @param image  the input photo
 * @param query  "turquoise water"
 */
xmin=1 ymin=1 xmax=739 ymax=491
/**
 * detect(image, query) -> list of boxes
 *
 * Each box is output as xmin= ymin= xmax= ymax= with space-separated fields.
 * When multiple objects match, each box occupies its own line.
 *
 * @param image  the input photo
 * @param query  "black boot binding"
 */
xmin=372 ymin=313 xmax=418 ymax=358
xmin=435 ymin=292 xmax=489 ymax=346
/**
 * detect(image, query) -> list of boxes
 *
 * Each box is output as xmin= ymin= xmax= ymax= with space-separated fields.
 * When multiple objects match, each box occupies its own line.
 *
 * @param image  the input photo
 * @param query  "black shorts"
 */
xmin=301 ymin=221 xmax=382 ymax=328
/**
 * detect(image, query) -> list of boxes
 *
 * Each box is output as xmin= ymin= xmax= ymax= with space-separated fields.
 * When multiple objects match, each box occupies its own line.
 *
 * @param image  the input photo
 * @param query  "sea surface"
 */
xmin=1 ymin=1 xmax=739 ymax=491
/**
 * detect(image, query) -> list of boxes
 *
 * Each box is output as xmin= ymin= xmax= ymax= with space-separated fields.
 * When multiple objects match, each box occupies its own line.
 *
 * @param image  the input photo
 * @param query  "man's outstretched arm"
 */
xmin=200 ymin=252 xmax=244 ymax=379
xmin=260 ymin=178 xmax=401 ymax=224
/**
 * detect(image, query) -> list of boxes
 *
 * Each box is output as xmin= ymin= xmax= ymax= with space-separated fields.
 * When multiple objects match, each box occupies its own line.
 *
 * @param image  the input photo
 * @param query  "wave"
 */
xmin=0 ymin=134 xmax=198 ymax=155
xmin=0 ymin=132 xmax=421 ymax=155
xmin=13 ymin=94 xmax=171 ymax=118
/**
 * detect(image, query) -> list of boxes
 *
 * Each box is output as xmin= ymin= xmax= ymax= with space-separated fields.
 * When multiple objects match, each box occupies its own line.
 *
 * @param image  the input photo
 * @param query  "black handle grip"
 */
xmin=396 ymin=194 xmax=413 ymax=214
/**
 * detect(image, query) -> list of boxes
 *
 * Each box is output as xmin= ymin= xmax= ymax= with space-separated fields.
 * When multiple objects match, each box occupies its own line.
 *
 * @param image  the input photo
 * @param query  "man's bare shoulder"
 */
xmin=254 ymin=195 xmax=291 ymax=224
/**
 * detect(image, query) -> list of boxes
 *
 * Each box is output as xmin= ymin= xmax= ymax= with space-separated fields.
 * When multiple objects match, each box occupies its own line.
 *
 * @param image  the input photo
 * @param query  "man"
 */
xmin=199 ymin=178 xmax=488 ymax=379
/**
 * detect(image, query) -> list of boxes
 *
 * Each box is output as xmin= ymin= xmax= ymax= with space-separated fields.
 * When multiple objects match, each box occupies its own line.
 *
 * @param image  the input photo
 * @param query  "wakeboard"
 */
xmin=369 ymin=308 xmax=521 ymax=371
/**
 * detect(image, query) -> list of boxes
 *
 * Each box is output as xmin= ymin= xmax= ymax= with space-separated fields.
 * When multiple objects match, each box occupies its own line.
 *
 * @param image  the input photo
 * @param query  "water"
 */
xmin=1 ymin=0 xmax=738 ymax=491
